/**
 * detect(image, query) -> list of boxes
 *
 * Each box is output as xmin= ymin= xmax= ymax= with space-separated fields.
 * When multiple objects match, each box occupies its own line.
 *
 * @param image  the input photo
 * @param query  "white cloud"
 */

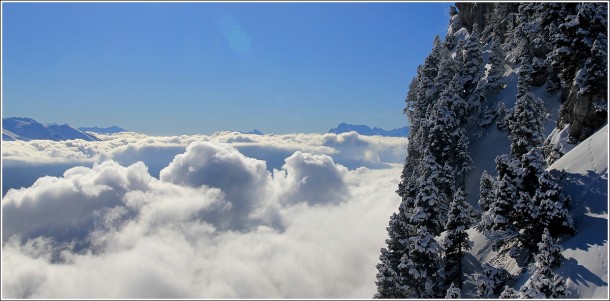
xmin=2 ymin=131 xmax=406 ymax=172
xmin=272 ymin=151 xmax=349 ymax=206
xmin=2 ymin=133 xmax=406 ymax=298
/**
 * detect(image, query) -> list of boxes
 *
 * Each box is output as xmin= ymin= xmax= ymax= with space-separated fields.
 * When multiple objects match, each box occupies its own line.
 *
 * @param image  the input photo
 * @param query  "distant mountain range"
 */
xmin=328 ymin=123 xmax=409 ymax=137
xmin=78 ymin=126 xmax=126 ymax=135
xmin=239 ymin=129 xmax=264 ymax=135
xmin=3 ymin=118 xmax=406 ymax=141
xmin=2 ymin=117 xmax=125 ymax=141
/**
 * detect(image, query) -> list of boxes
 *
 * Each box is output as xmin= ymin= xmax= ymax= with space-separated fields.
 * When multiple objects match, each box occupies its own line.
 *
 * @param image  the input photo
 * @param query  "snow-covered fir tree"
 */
xmin=535 ymin=172 xmax=575 ymax=238
xmin=477 ymin=155 xmax=521 ymax=248
xmin=375 ymin=201 xmax=413 ymax=298
xmin=485 ymin=37 xmax=506 ymax=92
xmin=478 ymin=170 xmax=495 ymax=212
xmin=398 ymin=226 xmax=444 ymax=298
xmin=508 ymin=91 xmax=545 ymax=158
xmin=467 ymin=263 xmax=512 ymax=298
xmin=441 ymin=188 xmax=476 ymax=290
xmin=519 ymin=228 xmax=569 ymax=298
xmin=460 ymin=24 xmax=485 ymax=115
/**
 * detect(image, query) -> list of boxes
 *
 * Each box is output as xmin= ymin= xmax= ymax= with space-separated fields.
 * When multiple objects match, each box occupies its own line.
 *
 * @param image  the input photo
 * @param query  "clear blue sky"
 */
xmin=2 ymin=1 xmax=451 ymax=135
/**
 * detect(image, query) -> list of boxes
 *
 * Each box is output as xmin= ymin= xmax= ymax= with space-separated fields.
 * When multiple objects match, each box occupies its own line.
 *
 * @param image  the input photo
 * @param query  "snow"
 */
xmin=547 ymin=124 xmax=576 ymax=155
xmin=454 ymin=27 xmax=470 ymax=43
xmin=548 ymin=124 xmax=608 ymax=299
xmin=467 ymin=124 xmax=608 ymax=298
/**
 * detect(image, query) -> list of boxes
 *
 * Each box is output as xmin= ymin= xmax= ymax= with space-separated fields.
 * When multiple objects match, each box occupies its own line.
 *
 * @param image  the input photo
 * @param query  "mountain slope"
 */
xmin=549 ymin=124 xmax=608 ymax=298
xmin=2 ymin=117 xmax=98 ymax=141
xmin=46 ymin=124 xmax=99 ymax=141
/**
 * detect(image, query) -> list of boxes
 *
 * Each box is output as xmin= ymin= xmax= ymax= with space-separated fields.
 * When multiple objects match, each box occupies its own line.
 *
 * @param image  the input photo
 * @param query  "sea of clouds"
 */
xmin=2 ymin=131 xmax=407 ymax=298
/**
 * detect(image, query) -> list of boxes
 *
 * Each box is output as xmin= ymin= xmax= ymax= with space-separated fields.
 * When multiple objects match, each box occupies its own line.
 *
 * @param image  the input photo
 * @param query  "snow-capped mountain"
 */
xmin=78 ymin=126 xmax=126 ymax=135
xmin=328 ymin=122 xmax=409 ymax=137
xmin=2 ymin=117 xmax=98 ymax=141
xmin=241 ymin=129 xmax=263 ymax=135
xmin=46 ymin=124 xmax=100 ymax=141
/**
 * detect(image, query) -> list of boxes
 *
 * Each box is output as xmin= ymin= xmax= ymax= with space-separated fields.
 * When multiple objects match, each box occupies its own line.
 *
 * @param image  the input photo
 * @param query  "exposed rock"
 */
xmin=559 ymin=84 xmax=607 ymax=142
xmin=455 ymin=3 xmax=494 ymax=34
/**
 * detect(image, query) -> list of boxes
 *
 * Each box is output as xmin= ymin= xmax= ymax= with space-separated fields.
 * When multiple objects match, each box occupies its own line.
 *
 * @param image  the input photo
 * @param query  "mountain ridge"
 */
xmin=328 ymin=122 xmax=409 ymax=137
xmin=2 ymin=117 xmax=99 ymax=141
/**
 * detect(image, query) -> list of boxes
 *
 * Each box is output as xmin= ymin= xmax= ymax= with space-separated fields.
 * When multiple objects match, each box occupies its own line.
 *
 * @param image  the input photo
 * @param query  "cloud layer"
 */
xmin=2 ymin=132 xmax=406 ymax=298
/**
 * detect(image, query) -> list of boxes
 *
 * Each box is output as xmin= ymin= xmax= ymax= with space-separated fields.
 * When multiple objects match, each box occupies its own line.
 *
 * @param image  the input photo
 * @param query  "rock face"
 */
xmin=454 ymin=3 xmax=494 ymax=34
xmin=560 ymin=85 xmax=608 ymax=142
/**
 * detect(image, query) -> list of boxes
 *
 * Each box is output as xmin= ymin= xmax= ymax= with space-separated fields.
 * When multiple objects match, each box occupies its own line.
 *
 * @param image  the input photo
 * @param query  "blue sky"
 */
xmin=2 ymin=1 xmax=451 ymax=135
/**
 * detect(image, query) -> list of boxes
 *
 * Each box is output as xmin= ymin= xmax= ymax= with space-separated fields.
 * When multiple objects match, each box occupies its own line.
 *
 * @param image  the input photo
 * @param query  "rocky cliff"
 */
xmin=453 ymin=2 xmax=607 ymax=143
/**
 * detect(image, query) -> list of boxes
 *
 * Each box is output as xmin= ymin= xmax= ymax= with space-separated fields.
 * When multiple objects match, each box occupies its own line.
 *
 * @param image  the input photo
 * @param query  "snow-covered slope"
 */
xmin=46 ymin=124 xmax=99 ymax=141
xmin=466 ymin=124 xmax=608 ymax=298
xmin=549 ymin=124 xmax=608 ymax=299
xmin=2 ymin=117 xmax=64 ymax=141
xmin=2 ymin=129 xmax=27 ymax=141
xmin=2 ymin=117 xmax=98 ymax=141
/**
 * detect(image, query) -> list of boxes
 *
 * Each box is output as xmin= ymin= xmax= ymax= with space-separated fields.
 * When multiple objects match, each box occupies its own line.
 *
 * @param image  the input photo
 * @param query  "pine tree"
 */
xmin=495 ymin=102 xmax=509 ymax=131
xmin=442 ymin=188 xmax=476 ymax=289
xmin=467 ymin=263 xmax=512 ymax=298
xmin=478 ymin=170 xmax=495 ymax=212
xmin=519 ymin=228 xmax=569 ymax=298
xmin=375 ymin=248 xmax=402 ymax=298
xmin=519 ymin=148 xmax=545 ymax=197
xmin=535 ymin=172 xmax=575 ymax=238
xmin=399 ymin=226 xmax=444 ymax=298
xmin=428 ymin=78 xmax=463 ymax=163
xmin=508 ymin=91 xmax=545 ymax=158
xmin=375 ymin=201 xmax=414 ymax=298
xmin=516 ymin=49 xmax=534 ymax=98
xmin=461 ymin=24 xmax=485 ymax=115
xmin=581 ymin=38 xmax=608 ymax=98
xmin=411 ymin=175 xmax=444 ymax=236
xmin=454 ymin=133 xmax=473 ymax=187
xmin=486 ymin=37 xmax=506 ymax=92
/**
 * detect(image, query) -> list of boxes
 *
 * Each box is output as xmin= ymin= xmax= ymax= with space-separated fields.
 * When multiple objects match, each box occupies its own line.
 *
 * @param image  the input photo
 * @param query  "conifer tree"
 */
xmin=535 ymin=172 xmax=575 ymax=238
xmin=468 ymin=263 xmax=512 ymax=298
xmin=508 ymin=91 xmax=545 ymax=158
xmin=462 ymin=25 xmax=484 ymax=97
xmin=477 ymin=155 xmax=521 ymax=248
xmin=478 ymin=170 xmax=495 ymax=212
xmin=411 ymin=176 xmax=444 ymax=236
xmin=399 ymin=226 xmax=444 ymax=298
xmin=519 ymin=228 xmax=569 ymax=298
xmin=442 ymin=188 xmax=476 ymax=290
xmin=375 ymin=201 xmax=414 ymax=298
xmin=516 ymin=50 xmax=534 ymax=98
xmin=375 ymin=248 xmax=402 ymax=298
xmin=486 ymin=37 xmax=506 ymax=92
